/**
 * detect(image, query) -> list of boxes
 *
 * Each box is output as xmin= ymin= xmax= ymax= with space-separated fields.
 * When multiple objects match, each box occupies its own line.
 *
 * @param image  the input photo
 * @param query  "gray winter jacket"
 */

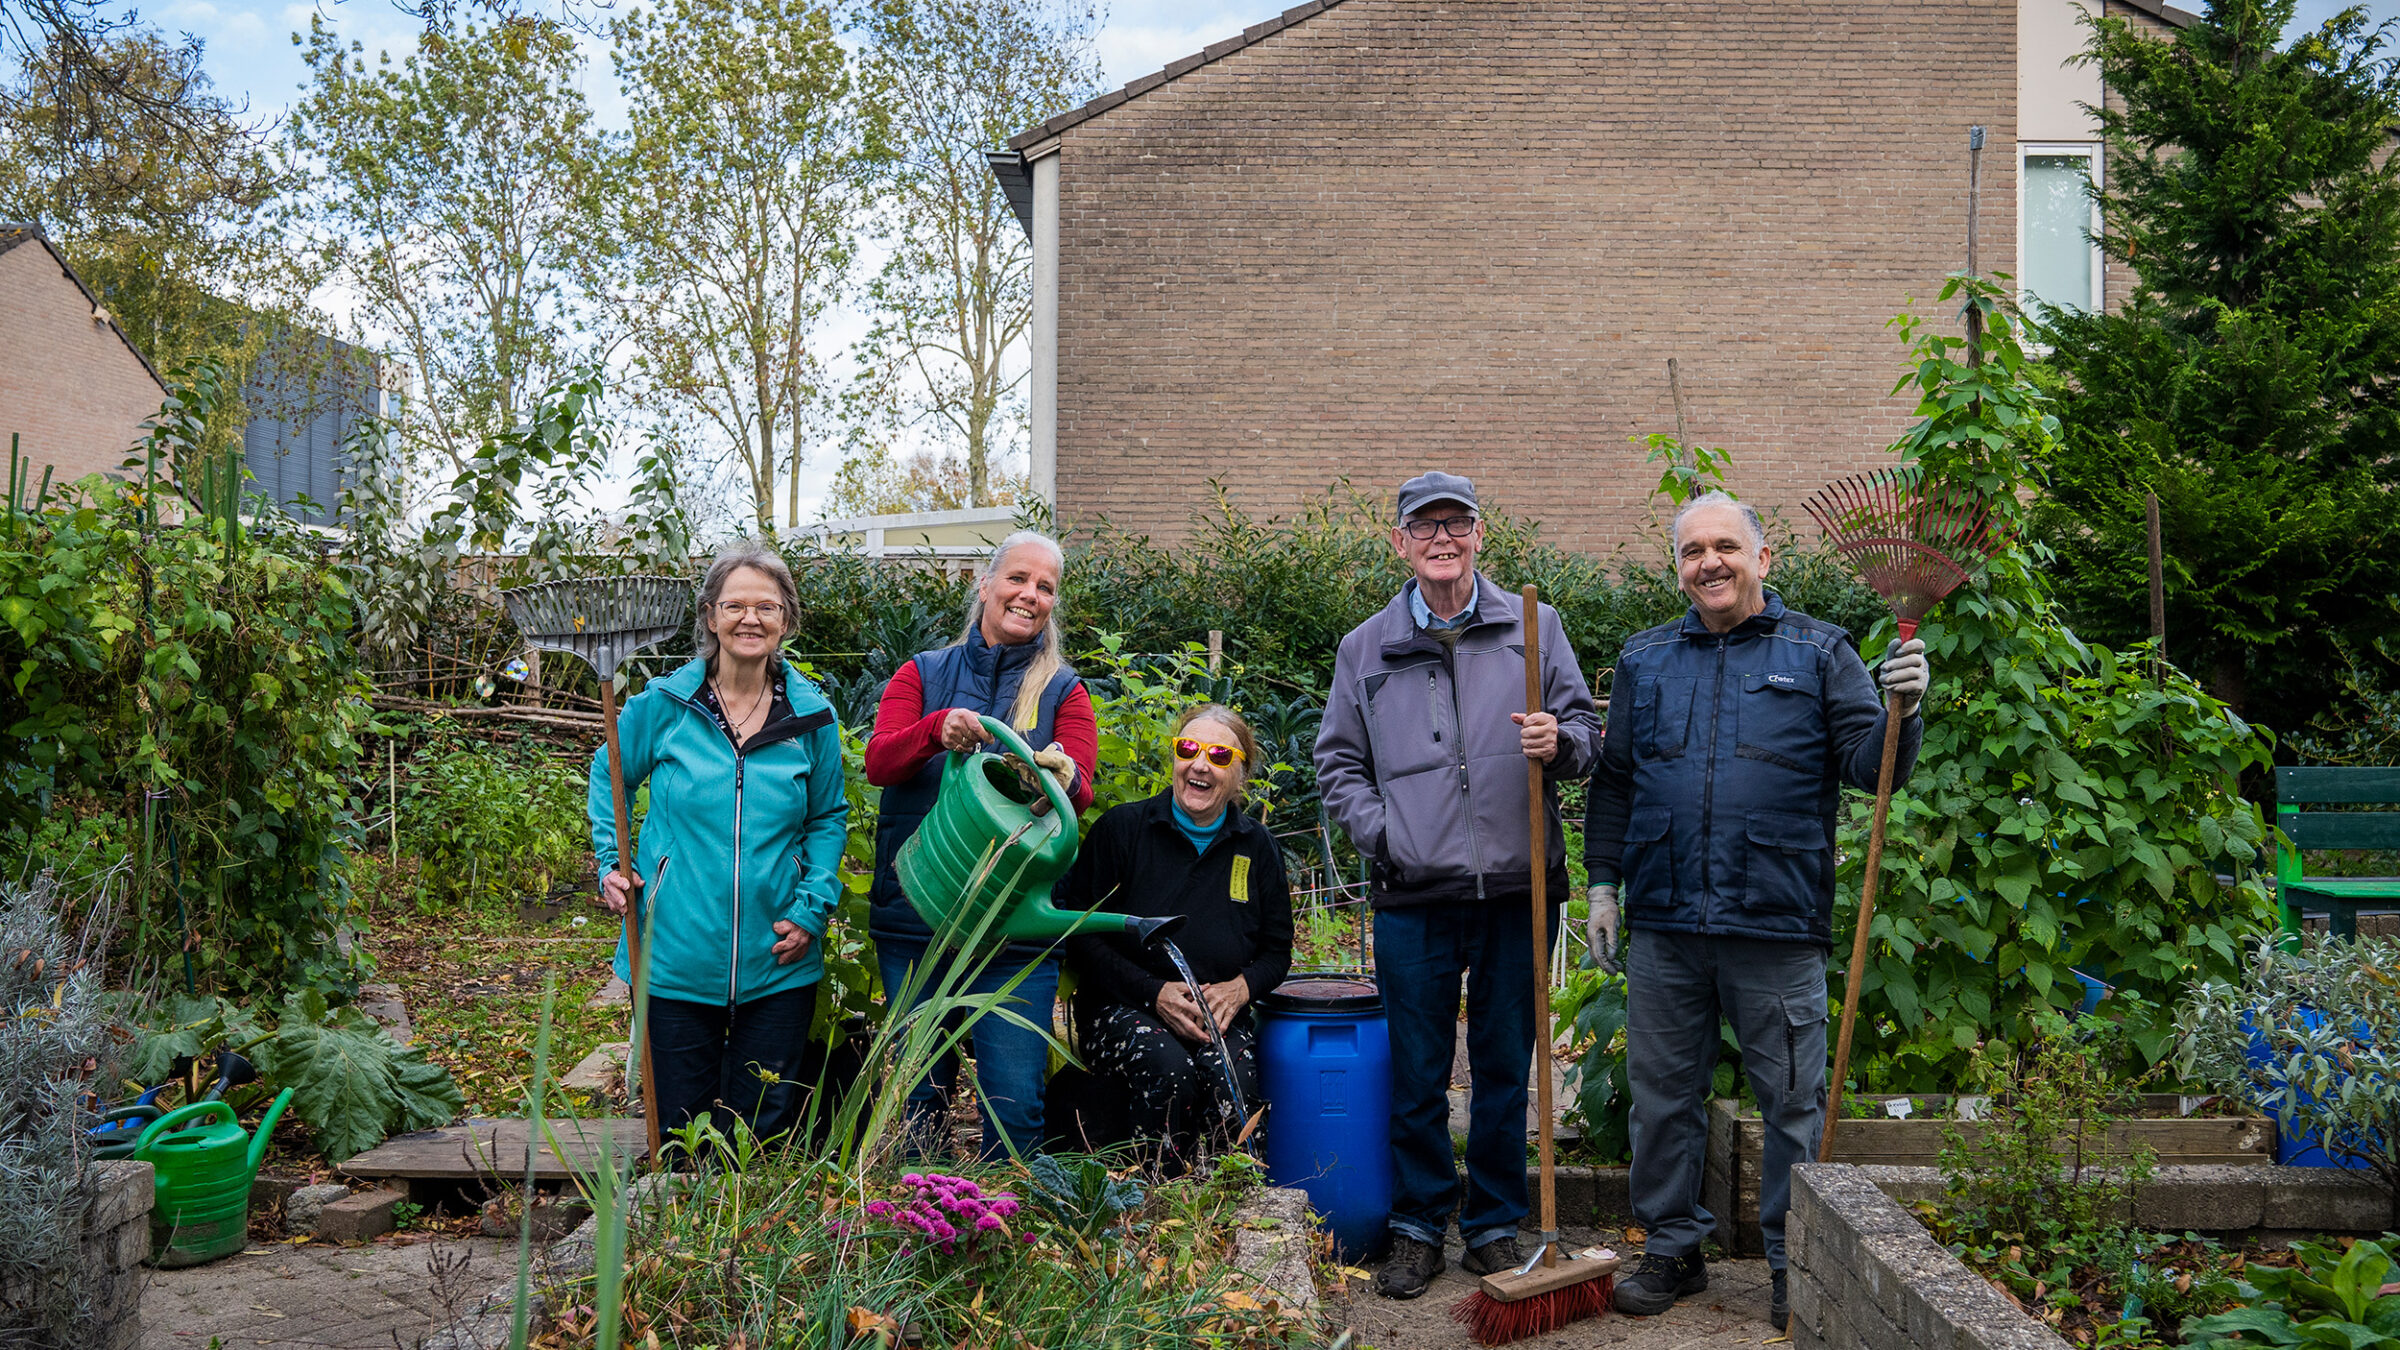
xmin=1315 ymin=574 xmax=1603 ymax=908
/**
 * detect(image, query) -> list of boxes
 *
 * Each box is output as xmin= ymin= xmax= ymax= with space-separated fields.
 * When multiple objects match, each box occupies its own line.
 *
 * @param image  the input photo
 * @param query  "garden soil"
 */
xmin=138 ymin=1232 xmax=519 ymax=1349
xmin=1328 ymin=1233 xmax=1775 ymax=1350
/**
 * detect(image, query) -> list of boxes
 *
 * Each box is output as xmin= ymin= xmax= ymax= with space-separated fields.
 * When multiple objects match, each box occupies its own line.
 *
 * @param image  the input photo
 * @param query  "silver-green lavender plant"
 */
xmin=0 ymin=871 xmax=120 ymax=1348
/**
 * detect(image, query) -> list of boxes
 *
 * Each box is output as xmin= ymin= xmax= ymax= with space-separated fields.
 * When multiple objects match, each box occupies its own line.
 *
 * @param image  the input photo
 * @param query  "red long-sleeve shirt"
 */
xmin=863 ymin=657 xmax=1099 ymax=813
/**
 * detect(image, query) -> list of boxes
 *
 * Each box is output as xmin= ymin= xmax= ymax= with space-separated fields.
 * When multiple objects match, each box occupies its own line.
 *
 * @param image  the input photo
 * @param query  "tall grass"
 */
xmin=520 ymin=847 xmax=1314 ymax=1348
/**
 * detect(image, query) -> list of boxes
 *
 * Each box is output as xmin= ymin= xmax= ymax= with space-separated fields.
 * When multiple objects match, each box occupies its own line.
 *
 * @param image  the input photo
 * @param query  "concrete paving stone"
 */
xmin=283 ymin=1184 xmax=353 ymax=1237
xmin=316 ymin=1190 xmax=402 ymax=1244
xmin=2134 ymin=1164 xmax=2266 ymax=1231
xmin=2260 ymin=1168 xmax=2394 ymax=1231
xmin=90 ymin=1162 xmax=155 ymax=1233
xmin=139 ymin=1233 xmax=521 ymax=1350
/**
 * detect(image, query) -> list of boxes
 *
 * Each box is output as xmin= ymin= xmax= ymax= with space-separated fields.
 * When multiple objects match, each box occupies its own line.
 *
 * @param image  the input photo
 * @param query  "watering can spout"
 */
xmin=247 ymin=1088 xmax=295 ymax=1173
xmin=1125 ymin=913 xmax=1186 ymax=949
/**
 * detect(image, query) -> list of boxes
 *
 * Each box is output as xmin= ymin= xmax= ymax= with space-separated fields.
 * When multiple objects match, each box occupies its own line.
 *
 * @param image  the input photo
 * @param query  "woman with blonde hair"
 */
xmin=863 ymin=529 xmax=1096 ymax=1159
xmin=1060 ymin=703 xmax=1293 ymax=1173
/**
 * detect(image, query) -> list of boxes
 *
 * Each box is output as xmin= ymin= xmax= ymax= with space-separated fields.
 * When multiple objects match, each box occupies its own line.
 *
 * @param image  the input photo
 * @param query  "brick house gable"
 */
xmin=1000 ymin=0 xmax=2189 ymax=556
xmin=0 ymin=224 xmax=169 ymax=497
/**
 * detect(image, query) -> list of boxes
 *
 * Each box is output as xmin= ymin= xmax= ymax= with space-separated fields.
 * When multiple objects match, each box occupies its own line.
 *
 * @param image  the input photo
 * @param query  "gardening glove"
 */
xmin=1033 ymin=743 xmax=1077 ymax=793
xmin=1880 ymin=637 xmax=1930 ymax=717
xmin=1582 ymin=884 xmax=1621 ymax=975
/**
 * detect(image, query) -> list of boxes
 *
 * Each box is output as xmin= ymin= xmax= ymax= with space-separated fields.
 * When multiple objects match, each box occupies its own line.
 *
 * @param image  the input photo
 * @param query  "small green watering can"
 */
xmin=897 ymin=715 xmax=1184 ymax=951
xmin=135 ymin=1087 xmax=295 ymax=1268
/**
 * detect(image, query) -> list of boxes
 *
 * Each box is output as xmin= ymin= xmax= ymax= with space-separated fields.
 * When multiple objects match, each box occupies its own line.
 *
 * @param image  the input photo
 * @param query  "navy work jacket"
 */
xmin=1582 ymin=591 xmax=1921 ymax=947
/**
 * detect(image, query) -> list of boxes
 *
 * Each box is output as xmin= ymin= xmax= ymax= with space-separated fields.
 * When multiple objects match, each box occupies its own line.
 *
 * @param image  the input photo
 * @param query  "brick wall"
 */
xmin=0 ymin=240 xmax=166 ymax=497
xmin=1045 ymin=0 xmax=2023 ymax=553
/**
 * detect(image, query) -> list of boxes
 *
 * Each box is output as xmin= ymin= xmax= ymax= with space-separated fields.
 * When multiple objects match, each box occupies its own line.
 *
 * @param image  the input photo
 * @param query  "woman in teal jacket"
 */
xmin=588 ymin=538 xmax=847 ymax=1146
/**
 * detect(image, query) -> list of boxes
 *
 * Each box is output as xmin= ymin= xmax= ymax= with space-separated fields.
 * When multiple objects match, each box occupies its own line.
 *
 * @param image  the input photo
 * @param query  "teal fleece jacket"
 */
xmin=588 ymin=657 xmax=848 ymax=1004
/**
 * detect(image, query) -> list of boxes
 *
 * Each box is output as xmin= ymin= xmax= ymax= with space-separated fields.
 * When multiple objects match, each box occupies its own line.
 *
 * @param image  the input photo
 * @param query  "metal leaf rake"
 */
xmin=1802 ymin=468 xmax=2002 ymax=1162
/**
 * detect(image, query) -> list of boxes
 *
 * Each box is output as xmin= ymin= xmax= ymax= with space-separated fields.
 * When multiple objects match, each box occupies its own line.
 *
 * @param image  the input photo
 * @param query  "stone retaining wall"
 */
xmin=1787 ymin=1163 xmax=2066 ymax=1350
xmin=1787 ymin=1163 xmax=2400 ymax=1350
xmin=0 ymin=1160 xmax=155 ymax=1349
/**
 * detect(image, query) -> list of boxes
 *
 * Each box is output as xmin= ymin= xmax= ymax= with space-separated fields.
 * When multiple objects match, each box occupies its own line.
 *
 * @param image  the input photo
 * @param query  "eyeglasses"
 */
xmin=1400 ymin=515 xmax=1479 ymax=540
xmin=1171 ymin=737 xmax=1246 ymax=768
xmin=715 ymin=601 xmax=786 ymax=621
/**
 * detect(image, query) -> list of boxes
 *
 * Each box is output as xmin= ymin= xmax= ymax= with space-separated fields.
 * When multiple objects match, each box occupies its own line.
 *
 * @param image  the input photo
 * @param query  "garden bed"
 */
xmin=1788 ymin=1163 xmax=2400 ymax=1350
xmin=1707 ymin=1095 xmax=2273 ymax=1256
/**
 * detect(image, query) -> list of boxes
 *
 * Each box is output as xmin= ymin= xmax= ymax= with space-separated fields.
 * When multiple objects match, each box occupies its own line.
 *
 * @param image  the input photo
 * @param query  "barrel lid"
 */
xmin=1261 ymin=972 xmax=1381 ymax=1013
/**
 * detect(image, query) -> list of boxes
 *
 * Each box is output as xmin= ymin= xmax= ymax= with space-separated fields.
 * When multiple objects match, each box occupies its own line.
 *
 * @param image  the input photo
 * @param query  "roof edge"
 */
xmin=1005 ymin=0 xmax=1349 ymax=151
xmin=1004 ymin=0 xmax=2195 ymax=152
xmin=2 ymin=221 xmax=168 ymax=395
xmin=2112 ymin=0 xmax=2198 ymax=29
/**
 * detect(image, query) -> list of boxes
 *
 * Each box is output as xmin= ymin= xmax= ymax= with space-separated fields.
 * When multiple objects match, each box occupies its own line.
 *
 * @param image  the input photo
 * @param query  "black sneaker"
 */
xmin=1613 ymin=1249 xmax=1708 ymax=1316
xmin=1459 ymin=1235 xmax=1525 ymax=1277
xmin=1375 ymin=1233 xmax=1446 ymax=1300
xmin=1770 ymin=1268 xmax=1789 ymax=1330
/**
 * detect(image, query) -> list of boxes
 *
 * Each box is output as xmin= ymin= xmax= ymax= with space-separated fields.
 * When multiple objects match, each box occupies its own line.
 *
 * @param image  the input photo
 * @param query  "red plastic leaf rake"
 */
xmin=1801 ymin=468 xmax=2001 ymax=1164
xmin=1802 ymin=467 xmax=2000 ymax=642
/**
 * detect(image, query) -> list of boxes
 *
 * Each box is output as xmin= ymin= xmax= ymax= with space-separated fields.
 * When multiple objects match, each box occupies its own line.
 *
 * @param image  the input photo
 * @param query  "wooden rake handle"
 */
xmin=1523 ymin=585 xmax=1559 ymax=1266
xmin=1820 ymin=628 xmax=1912 ymax=1163
xmin=599 ymin=678 xmax=661 ymax=1168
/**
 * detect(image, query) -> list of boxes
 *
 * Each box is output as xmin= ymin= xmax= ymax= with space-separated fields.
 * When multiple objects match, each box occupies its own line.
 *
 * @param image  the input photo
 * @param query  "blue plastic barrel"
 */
xmin=2243 ymin=1007 xmax=2378 ymax=1169
xmin=1258 ymin=973 xmax=1392 ymax=1259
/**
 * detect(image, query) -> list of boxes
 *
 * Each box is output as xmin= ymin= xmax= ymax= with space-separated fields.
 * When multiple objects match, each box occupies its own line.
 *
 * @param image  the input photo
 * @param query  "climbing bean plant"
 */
xmin=1835 ymin=275 xmax=2279 ymax=1091
xmin=0 ymin=365 xmax=371 ymax=999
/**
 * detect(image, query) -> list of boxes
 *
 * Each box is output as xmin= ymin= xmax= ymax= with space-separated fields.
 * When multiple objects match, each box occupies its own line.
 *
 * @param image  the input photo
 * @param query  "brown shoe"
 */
xmin=1375 ymin=1234 xmax=1445 ymax=1299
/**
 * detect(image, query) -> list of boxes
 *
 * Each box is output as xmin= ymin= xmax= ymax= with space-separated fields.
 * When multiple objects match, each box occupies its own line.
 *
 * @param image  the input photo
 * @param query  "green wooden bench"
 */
xmin=2275 ymin=766 xmax=2400 ymax=942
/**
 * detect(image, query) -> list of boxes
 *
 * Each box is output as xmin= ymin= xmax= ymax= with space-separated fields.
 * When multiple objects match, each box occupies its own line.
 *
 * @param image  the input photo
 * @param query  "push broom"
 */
xmin=1450 ymin=586 xmax=1619 ymax=1345
xmin=499 ymin=575 xmax=691 ymax=1167
xmin=1802 ymin=468 xmax=2000 ymax=1162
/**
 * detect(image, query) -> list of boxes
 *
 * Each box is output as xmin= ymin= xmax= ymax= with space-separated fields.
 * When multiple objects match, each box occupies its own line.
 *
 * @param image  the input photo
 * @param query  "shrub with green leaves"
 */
xmin=397 ymin=727 xmax=591 ymax=910
xmin=129 ymin=989 xmax=462 ymax=1163
xmin=0 ymin=400 xmax=370 ymax=999
xmin=2179 ymin=934 xmax=2400 ymax=1230
xmin=1837 ymin=277 xmax=2279 ymax=1091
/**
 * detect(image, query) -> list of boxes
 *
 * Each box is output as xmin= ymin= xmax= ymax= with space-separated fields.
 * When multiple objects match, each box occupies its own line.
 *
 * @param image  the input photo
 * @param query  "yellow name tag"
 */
xmin=1229 ymin=855 xmax=1252 ymax=903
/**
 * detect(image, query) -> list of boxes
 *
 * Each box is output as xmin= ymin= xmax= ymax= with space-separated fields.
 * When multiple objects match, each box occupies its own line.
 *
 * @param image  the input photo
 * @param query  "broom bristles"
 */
xmin=1448 ymin=1275 xmax=1611 ymax=1346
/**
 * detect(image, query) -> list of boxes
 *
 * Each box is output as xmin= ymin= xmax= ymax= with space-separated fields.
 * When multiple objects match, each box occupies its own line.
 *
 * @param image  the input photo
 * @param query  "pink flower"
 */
xmin=976 ymin=1214 xmax=1002 ymax=1232
xmin=865 ymin=1201 xmax=892 ymax=1217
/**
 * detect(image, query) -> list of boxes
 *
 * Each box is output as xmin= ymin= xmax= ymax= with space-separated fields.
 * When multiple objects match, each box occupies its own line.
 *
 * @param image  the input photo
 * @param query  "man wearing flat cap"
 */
xmin=1314 ymin=471 xmax=1604 ymax=1298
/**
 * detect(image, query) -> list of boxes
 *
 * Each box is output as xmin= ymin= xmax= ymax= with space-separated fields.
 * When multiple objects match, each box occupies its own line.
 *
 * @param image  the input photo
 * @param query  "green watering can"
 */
xmin=134 ymin=1087 xmax=295 ymax=1268
xmin=897 ymin=715 xmax=1184 ymax=951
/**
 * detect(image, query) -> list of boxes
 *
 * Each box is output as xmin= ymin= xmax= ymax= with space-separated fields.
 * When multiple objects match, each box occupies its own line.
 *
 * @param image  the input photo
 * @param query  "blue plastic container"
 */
xmin=1258 ymin=973 xmax=1392 ymax=1258
xmin=2243 ymin=1008 xmax=2378 ymax=1170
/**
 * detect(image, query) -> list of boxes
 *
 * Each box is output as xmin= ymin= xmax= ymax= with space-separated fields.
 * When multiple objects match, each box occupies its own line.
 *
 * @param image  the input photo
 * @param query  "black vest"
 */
xmin=866 ymin=630 xmax=1081 ymax=938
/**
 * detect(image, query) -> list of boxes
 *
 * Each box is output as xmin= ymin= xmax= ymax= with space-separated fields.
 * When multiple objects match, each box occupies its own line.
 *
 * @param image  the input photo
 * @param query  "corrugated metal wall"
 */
xmin=241 ymin=335 xmax=385 ymax=526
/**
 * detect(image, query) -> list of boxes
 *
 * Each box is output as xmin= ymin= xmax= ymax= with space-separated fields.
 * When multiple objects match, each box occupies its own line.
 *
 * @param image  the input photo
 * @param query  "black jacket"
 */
xmin=1060 ymin=791 xmax=1295 ymax=1022
xmin=1583 ymin=591 xmax=1920 ymax=947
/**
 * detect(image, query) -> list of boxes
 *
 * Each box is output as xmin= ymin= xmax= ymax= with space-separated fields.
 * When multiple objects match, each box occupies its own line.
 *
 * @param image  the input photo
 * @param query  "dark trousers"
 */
xmin=646 ymin=983 xmax=818 ymax=1153
xmin=1626 ymin=930 xmax=1827 ymax=1269
xmin=1375 ymin=898 xmax=1560 ymax=1251
xmin=1081 ymin=1002 xmax=1259 ymax=1173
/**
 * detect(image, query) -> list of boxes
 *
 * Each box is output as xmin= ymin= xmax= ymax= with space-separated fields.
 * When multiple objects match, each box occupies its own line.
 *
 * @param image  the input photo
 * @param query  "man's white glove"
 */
xmin=1583 ymin=884 xmax=1621 ymax=975
xmin=1880 ymin=637 xmax=1930 ymax=717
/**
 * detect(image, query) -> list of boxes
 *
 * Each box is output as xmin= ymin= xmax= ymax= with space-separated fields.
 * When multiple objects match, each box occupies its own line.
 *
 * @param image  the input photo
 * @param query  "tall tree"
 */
xmin=0 ymin=27 xmax=299 ymax=383
xmin=2036 ymin=0 xmax=2400 ymax=722
xmin=288 ymin=16 xmax=602 ymax=473
xmin=850 ymin=0 xmax=1097 ymax=507
xmin=604 ymin=0 xmax=872 ymax=529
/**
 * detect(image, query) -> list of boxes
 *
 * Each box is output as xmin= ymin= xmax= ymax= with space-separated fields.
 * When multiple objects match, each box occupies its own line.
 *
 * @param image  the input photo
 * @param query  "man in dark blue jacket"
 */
xmin=1582 ymin=492 xmax=1929 ymax=1331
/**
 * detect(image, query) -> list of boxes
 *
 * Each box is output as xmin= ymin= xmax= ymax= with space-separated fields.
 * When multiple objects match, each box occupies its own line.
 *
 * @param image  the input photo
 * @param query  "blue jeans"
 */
xmin=1626 ymin=930 xmax=1827 ymax=1270
xmin=646 ymin=983 xmax=818 ymax=1154
xmin=875 ymin=932 xmax=1058 ymax=1161
xmin=1376 ymin=898 xmax=1559 ymax=1251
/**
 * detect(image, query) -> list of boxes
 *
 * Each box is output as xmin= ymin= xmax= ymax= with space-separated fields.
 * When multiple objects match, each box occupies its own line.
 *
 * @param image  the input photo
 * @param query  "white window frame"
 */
xmin=2018 ymin=142 xmax=2104 ymax=319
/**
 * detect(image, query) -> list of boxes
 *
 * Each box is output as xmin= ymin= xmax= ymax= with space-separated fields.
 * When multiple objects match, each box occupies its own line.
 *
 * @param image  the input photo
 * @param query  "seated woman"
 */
xmin=1062 ymin=704 xmax=1294 ymax=1172
xmin=589 ymin=539 xmax=847 ymax=1152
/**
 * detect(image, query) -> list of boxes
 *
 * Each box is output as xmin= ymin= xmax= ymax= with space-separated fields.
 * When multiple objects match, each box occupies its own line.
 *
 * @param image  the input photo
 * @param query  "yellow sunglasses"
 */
xmin=1170 ymin=737 xmax=1246 ymax=768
